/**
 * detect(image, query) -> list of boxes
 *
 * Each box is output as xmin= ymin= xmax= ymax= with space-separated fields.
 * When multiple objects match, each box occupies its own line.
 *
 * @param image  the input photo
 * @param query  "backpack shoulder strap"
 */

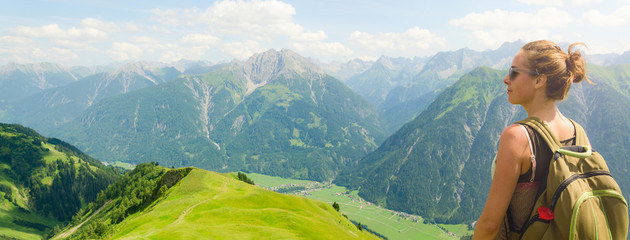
xmin=519 ymin=125 xmax=536 ymax=182
xmin=568 ymin=119 xmax=589 ymax=147
xmin=516 ymin=117 xmax=562 ymax=152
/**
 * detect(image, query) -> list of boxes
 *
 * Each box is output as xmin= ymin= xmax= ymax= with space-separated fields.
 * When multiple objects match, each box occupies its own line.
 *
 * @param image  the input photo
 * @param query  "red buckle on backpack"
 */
xmin=538 ymin=206 xmax=554 ymax=220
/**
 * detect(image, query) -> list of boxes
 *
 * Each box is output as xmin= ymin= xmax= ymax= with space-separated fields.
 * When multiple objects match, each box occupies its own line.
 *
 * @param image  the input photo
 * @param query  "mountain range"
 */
xmin=1 ymin=62 xmax=181 ymax=132
xmin=1 ymin=40 xmax=629 ymax=233
xmin=48 ymin=49 xmax=385 ymax=182
xmin=322 ymin=41 xmax=523 ymax=133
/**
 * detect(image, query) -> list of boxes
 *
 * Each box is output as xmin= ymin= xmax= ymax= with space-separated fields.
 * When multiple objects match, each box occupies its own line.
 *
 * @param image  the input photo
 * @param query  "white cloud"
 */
xmin=450 ymin=8 xmax=573 ymax=48
xmin=0 ymin=36 xmax=82 ymax=64
xmin=581 ymin=6 xmax=630 ymax=27
xmin=0 ymin=36 xmax=34 ymax=45
xmin=161 ymin=45 xmax=211 ymax=62
xmin=80 ymin=18 xmax=119 ymax=32
xmin=207 ymin=0 xmax=302 ymax=37
xmin=150 ymin=0 xmax=303 ymax=38
xmin=53 ymin=39 xmax=97 ymax=51
xmin=31 ymin=48 xmax=46 ymax=59
xmin=129 ymin=36 xmax=164 ymax=55
xmin=51 ymin=47 xmax=79 ymax=61
xmin=150 ymin=8 xmax=181 ymax=26
xmin=291 ymin=30 xmax=327 ymax=42
xmin=125 ymin=23 xmax=140 ymax=32
xmin=109 ymin=42 xmax=143 ymax=61
xmin=291 ymin=41 xmax=353 ymax=57
xmin=111 ymin=36 xmax=216 ymax=62
xmin=0 ymin=36 xmax=37 ymax=63
xmin=349 ymin=27 xmax=446 ymax=52
xmin=131 ymin=36 xmax=161 ymax=45
xmin=518 ymin=0 xmax=564 ymax=6
xmin=288 ymin=30 xmax=352 ymax=57
xmin=571 ymin=0 xmax=602 ymax=6
xmin=12 ymin=23 xmax=109 ymax=41
xmin=151 ymin=25 xmax=172 ymax=34
xmin=1 ymin=41 xmax=78 ymax=63
xmin=150 ymin=0 xmax=353 ymax=60
xmin=181 ymin=33 xmax=221 ymax=46
xmin=13 ymin=24 xmax=64 ymax=38
xmin=222 ymin=40 xmax=262 ymax=59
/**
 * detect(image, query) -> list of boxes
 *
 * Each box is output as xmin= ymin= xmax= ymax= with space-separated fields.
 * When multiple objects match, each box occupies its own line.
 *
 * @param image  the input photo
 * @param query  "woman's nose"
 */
xmin=503 ymin=74 xmax=509 ymax=85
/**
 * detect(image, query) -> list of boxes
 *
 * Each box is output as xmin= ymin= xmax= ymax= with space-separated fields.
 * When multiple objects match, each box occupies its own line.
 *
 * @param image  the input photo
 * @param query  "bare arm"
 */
xmin=473 ymin=124 xmax=530 ymax=239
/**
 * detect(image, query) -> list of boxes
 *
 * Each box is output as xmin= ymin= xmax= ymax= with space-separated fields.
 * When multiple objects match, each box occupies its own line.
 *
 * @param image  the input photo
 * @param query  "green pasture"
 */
xmin=109 ymin=169 xmax=380 ymax=239
xmin=248 ymin=173 xmax=472 ymax=240
xmin=110 ymin=161 xmax=135 ymax=170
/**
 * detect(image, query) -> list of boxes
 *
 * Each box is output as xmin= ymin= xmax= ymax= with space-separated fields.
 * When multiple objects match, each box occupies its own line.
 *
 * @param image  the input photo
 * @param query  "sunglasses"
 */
xmin=509 ymin=67 xmax=539 ymax=80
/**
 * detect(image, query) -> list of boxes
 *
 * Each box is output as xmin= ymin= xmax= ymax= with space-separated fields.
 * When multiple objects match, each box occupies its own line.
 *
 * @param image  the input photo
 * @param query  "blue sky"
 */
xmin=1 ymin=0 xmax=629 ymax=66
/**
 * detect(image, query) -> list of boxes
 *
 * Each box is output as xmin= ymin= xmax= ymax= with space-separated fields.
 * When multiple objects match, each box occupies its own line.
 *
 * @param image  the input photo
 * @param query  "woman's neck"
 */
xmin=523 ymin=97 xmax=559 ymax=122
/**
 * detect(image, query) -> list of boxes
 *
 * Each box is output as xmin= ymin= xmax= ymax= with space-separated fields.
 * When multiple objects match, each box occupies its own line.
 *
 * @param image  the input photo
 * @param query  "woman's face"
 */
xmin=504 ymin=50 xmax=538 ymax=106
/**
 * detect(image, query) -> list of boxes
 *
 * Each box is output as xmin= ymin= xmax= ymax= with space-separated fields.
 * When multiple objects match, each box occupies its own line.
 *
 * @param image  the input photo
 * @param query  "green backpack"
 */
xmin=516 ymin=117 xmax=629 ymax=240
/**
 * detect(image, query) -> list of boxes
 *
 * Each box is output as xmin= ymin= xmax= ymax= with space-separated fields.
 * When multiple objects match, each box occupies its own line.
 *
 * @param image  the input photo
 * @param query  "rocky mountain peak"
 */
xmin=106 ymin=61 xmax=176 ymax=86
xmin=316 ymin=58 xmax=374 ymax=82
xmin=242 ymin=49 xmax=325 ymax=83
xmin=494 ymin=40 xmax=525 ymax=53
xmin=236 ymin=49 xmax=326 ymax=94
xmin=110 ymin=62 xmax=165 ymax=76
xmin=374 ymin=56 xmax=412 ymax=71
xmin=171 ymin=59 xmax=215 ymax=73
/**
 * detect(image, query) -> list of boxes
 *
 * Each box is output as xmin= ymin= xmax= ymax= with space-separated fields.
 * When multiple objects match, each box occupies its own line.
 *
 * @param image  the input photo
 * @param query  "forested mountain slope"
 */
xmin=0 ymin=123 xmax=120 ymax=239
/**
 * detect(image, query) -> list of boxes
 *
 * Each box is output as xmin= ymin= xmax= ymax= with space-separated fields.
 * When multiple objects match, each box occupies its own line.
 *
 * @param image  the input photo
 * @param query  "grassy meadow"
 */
xmin=248 ymin=173 xmax=473 ymax=240
xmin=98 ymin=168 xmax=380 ymax=239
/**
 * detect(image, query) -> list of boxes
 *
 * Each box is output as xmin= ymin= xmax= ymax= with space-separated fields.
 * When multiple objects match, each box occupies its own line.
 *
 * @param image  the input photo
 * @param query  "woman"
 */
xmin=473 ymin=40 xmax=591 ymax=239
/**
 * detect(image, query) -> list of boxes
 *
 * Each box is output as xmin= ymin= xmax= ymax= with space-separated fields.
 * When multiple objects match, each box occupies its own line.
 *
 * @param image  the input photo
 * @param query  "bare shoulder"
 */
xmin=498 ymin=124 xmax=529 ymax=157
xmin=500 ymin=124 xmax=528 ymax=143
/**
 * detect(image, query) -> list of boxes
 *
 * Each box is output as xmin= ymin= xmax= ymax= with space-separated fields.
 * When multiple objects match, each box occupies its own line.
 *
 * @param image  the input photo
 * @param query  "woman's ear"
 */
xmin=535 ymin=75 xmax=547 ymax=89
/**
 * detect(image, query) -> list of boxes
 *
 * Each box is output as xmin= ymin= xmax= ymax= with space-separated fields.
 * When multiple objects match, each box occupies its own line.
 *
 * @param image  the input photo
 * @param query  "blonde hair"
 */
xmin=521 ymin=40 xmax=592 ymax=100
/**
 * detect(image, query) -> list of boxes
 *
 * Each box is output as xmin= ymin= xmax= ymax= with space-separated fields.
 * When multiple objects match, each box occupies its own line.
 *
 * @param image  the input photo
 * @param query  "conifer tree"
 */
xmin=332 ymin=202 xmax=340 ymax=212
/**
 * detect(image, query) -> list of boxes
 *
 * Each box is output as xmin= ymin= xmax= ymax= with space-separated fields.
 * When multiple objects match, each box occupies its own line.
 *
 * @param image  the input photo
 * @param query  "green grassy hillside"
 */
xmin=58 ymin=165 xmax=380 ymax=239
xmin=0 ymin=123 xmax=120 ymax=239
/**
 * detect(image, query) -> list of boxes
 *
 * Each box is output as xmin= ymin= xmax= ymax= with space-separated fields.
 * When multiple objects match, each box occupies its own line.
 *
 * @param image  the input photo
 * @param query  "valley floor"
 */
xmin=247 ymin=173 xmax=473 ymax=240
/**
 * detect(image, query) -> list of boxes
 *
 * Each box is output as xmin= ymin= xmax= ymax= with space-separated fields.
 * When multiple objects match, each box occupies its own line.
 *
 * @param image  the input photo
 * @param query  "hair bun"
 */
xmin=566 ymin=43 xmax=586 ymax=83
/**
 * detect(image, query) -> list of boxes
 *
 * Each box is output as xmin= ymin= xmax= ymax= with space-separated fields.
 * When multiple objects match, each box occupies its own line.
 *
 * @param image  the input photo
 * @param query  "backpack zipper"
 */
xmin=549 ymin=171 xmax=612 ymax=211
